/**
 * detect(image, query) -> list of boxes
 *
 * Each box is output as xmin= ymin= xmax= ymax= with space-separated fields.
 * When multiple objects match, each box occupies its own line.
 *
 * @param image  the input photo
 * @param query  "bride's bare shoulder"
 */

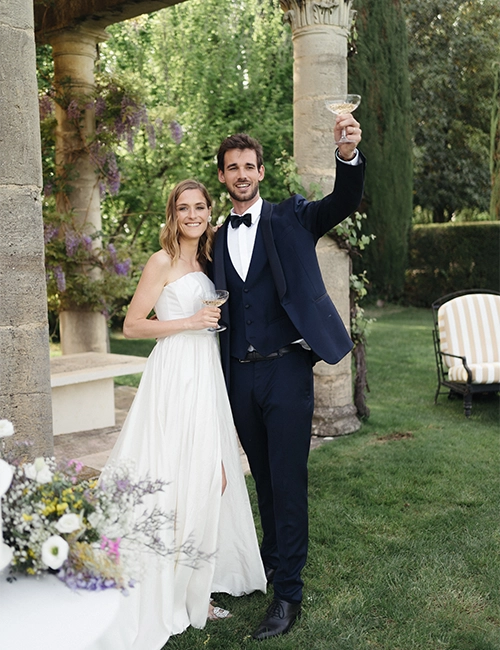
xmin=147 ymin=249 xmax=173 ymax=270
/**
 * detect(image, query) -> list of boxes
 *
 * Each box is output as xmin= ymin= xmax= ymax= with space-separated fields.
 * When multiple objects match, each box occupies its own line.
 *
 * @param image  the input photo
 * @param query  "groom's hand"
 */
xmin=335 ymin=114 xmax=362 ymax=161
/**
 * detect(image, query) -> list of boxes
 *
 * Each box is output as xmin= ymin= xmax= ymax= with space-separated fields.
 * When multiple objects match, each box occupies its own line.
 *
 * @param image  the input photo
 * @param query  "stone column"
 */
xmin=0 ymin=1 xmax=53 ymax=455
xmin=48 ymin=27 xmax=109 ymax=354
xmin=281 ymin=0 xmax=359 ymax=436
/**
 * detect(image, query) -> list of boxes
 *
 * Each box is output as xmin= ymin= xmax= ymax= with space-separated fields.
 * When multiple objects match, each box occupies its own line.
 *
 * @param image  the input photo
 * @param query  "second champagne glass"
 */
xmin=202 ymin=289 xmax=229 ymax=332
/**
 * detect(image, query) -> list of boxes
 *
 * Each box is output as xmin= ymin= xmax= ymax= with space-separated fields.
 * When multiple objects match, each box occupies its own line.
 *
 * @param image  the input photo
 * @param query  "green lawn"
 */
xmin=117 ymin=307 xmax=499 ymax=649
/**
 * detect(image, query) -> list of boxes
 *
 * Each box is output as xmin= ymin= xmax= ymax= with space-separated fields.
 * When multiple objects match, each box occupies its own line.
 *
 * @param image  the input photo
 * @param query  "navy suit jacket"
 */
xmin=212 ymin=152 xmax=366 ymax=377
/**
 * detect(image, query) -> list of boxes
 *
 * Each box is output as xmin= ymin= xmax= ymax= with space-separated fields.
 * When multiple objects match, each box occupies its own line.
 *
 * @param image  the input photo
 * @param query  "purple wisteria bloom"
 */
xmin=65 ymin=230 xmax=81 ymax=257
xmin=95 ymin=96 xmax=106 ymax=117
xmin=169 ymin=120 xmax=183 ymax=145
xmin=39 ymin=95 xmax=54 ymax=120
xmin=66 ymin=100 xmax=81 ymax=121
xmin=114 ymin=259 xmax=131 ymax=276
xmin=53 ymin=265 xmax=66 ymax=292
xmin=106 ymin=152 xmax=121 ymax=195
xmin=82 ymin=234 xmax=93 ymax=252
xmin=43 ymin=224 xmax=59 ymax=244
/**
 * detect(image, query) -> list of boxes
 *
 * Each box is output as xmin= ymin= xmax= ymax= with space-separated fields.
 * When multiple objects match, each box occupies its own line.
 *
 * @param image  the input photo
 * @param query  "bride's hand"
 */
xmin=187 ymin=307 xmax=221 ymax=330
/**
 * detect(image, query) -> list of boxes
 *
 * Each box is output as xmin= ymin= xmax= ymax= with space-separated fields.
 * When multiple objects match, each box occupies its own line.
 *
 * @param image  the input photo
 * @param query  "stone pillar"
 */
xmin=0 ymin=1 xmax=53 ymax=456
xmin=281 ymin=0 xmax=359 ymax=436
xmin=48 ymin=27 xmax=109 ymax=354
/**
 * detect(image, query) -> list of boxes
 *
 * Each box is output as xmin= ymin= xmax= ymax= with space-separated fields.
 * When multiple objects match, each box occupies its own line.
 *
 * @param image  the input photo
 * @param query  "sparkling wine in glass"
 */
xmin=202 ymin=290 xmax=229 ymax=332
xmin=324 ymin=94 xmax=361 ymax=145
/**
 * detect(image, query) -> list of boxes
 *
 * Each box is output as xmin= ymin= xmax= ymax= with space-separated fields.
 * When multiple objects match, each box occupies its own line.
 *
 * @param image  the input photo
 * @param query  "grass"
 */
xmin=161 ymin=305 xmax=499 ymax=649
xmin=64 ymin=308 xmax=500 ymax=648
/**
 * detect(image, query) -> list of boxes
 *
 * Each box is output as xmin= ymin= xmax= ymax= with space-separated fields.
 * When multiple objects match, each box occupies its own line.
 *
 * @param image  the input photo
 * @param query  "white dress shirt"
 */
xmin=227 ymin=197 xmax=263 ymax=281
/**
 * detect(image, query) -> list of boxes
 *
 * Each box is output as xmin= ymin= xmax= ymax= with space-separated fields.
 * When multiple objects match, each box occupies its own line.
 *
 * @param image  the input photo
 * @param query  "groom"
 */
xmin=212 ymin=115 xmax=365 ymax=640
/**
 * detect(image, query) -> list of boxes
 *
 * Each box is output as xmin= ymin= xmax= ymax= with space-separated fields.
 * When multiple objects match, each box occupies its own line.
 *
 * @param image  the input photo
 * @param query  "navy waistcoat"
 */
xmin=224 ymin=225 xmax=301 ymax=358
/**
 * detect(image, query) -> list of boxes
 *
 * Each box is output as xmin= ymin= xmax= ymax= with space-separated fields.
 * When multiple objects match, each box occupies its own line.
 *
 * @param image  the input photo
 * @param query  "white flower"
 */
xmin=0 ymin=459 xmax=14 ymax=497
xmin=0 ymin=420 xmax=14 ymax=438
xmin=87 ymin=511 xmax=105 ymax=530
xmin=55 ymin=513 xmax=81 ymax=534
xmin=35 ymin=465 xmax=53 ymax=484
xmin=41 ymin=535 xmax=69 ymax=570
xmin=23 ymin=463 xmax=36 ymax=480
xmin=24 ymin=458 xmax=53 ymax=484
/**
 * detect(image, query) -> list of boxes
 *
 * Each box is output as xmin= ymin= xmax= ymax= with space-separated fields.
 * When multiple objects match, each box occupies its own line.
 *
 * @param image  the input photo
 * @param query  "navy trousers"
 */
xmin=229 ymin=345 xmax=314 ymax=604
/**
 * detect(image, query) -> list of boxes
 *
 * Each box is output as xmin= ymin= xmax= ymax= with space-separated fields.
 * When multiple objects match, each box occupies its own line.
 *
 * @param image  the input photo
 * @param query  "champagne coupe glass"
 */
xmin=202 ymin=290 xmax=229 ymax=332
xmin=324 ymin=94 xmax=361 ymax=145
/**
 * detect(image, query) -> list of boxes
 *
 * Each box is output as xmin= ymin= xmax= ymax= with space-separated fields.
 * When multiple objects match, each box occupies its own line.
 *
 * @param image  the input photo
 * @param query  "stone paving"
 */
xmin=53 ymin=385 xmax=331 ymax=478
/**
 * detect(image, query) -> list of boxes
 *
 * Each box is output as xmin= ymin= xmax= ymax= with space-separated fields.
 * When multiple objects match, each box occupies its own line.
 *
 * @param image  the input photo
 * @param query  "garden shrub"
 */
xmin=404 ymin=221 xmax=500 ymax=306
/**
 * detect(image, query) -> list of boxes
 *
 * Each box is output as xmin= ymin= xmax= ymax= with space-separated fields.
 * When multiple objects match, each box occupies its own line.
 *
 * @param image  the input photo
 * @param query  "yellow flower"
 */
xmin=56 ymin=502 xmax=68 ymax=515
xmin=27 ymin=568 xmax=36 ymax=575
xmin=22 ymin=513 xmax=33 ymax=522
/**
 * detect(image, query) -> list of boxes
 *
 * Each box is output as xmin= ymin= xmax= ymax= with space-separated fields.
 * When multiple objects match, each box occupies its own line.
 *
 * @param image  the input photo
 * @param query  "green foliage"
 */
xmin=404 ymin=222 xmax=500 ymax=306
xmin=349 ymin=0 xmax=413 ymax=299
xmin=43 ymin=206 xmax=142 ymax=317
xmin=404 ymin=0 xmax=500 ymax=222
xmin=491 ymin=63 xmax=500 ymax=220
xmin=98 ymin=0 xmax=294 ymax=255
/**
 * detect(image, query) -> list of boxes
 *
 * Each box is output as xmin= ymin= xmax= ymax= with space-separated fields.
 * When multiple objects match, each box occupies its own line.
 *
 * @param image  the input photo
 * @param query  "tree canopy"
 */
xmin=405 ymin=0 xmax=500 ymax=222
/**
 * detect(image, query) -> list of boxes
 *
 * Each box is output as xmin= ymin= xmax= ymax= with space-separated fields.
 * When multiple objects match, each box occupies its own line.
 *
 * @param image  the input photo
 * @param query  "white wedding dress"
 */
xmin=95 ymin=272 xmax=266 ymax=650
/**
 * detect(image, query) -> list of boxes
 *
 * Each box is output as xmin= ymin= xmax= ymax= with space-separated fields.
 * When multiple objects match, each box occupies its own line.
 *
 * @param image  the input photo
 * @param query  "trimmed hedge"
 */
xmin=404 ymin=221 xmax=500 ymax=306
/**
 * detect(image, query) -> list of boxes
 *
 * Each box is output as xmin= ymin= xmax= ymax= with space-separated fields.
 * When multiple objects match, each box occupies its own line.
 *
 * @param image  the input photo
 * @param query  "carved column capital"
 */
xmin=280 ymin=0 xmax=355 ymax=31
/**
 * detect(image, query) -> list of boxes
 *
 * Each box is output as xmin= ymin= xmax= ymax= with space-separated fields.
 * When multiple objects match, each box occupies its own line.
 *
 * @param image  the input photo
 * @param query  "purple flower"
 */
xmin=66 ymin=100 xmax=81 ymax=121
xmin=82 ymin=234 xmax=93 ymax=252
xmin=169 ymin=120 xmax=183 ymax=144
xmin=43 ymin=183 xmax=53 ymax=198
xmin=44 ymin=224 xmax=59 ymax=244
xmin=65 ymin=230 xmax=80 ymax=257
xmin=89 ymin=141 xmax=107 ymax=168
xmin=53 ymin=265 xmax=66 ymax=292
xmin=106 ymin=152 xmax=121 ymax=195
xmin=146 ymin=123 xmax=156 ymax=149
xmin=107 ymin=243 xmax=117 ymax=260
xmin=114 ymin=259 xmax=131 ymax=276
xmin=39 ymin=95 xmax=54 ymax=120
xmin=95 ymin=96 xmax=106 ymax=117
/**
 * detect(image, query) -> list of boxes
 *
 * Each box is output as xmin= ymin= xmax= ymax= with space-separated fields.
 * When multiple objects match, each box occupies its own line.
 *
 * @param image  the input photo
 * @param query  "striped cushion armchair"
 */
xmin=432 ymin=290 xmax=500 ymax=416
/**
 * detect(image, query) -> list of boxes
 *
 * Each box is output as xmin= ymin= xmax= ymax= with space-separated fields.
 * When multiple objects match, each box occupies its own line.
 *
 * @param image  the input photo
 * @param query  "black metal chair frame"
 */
xmin=432 ymin=289 xmax=500 ymax=417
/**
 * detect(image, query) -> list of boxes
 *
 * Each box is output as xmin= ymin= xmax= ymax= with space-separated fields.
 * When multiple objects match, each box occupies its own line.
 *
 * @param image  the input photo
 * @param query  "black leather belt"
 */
xmin=238 ymin=345 xmax=293 ymax=363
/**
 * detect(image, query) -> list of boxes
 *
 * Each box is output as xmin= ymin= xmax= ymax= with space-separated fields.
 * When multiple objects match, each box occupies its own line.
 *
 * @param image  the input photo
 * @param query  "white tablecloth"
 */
xmin=0 ymin=573 xmax=121 ymax=650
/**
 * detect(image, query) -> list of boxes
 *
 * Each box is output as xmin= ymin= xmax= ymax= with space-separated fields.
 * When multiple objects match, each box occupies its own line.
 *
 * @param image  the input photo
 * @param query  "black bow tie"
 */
xmin=230 ymin=213 xmax=252 ymax=229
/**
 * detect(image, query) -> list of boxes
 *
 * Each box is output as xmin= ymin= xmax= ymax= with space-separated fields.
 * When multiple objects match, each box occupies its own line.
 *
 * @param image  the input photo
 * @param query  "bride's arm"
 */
xmin=122 ymin=252 xmax=220 ymax=339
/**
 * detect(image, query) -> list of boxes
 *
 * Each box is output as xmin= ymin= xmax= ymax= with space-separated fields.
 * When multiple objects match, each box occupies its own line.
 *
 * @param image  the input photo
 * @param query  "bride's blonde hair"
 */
xmin=159 ymin=179 xmax=214 ymax=267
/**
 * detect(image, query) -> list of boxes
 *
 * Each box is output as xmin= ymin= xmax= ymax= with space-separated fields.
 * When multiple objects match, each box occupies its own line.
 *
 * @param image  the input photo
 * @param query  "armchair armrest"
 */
xmin=439 ymin=351 xmax=473 ymax=383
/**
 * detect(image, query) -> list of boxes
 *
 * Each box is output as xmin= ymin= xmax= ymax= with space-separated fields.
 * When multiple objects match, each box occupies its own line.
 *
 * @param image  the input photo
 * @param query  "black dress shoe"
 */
xmin=252 ymin=598 xmax=302 ymax=640
xmin=264 ymin=566 xmax=276 ymax=584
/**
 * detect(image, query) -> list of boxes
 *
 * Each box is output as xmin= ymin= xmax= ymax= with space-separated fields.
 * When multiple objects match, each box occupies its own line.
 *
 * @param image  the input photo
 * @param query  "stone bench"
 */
xmin=50 ymin=352 xmax=147 ymax=435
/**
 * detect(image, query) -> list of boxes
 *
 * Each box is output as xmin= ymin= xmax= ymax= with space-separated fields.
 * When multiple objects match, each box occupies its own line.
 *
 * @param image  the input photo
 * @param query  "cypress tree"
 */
xmin=491 ymin=63 xmax=500 ymax=220
xmin=348 ymin=0 xmax=413 ymax=299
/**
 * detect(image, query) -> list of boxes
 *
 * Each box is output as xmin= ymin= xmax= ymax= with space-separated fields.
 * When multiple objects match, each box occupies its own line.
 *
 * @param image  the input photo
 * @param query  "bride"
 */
xmin=96 ymin=179 xmax=266 ymax=650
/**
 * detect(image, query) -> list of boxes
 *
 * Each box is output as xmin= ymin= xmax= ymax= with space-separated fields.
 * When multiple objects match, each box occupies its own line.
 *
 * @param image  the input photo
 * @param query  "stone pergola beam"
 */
xmin=34 ymin=0 xmax=185 ymax=41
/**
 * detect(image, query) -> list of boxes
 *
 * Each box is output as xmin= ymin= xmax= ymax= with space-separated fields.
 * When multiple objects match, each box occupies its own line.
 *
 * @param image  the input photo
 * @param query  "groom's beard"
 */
xmin=227 ymin=185 xmax=259 ymax=204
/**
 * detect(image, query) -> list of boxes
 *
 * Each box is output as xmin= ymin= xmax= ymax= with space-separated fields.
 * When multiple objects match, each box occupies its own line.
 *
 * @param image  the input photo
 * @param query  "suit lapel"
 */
xmin=260 ymin=200 xmax=287 ymax=300
xmin=213 ymin=219 xmax=229 ymax=290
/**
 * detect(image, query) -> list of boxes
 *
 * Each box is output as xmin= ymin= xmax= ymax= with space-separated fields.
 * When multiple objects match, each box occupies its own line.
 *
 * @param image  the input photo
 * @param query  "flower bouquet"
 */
xmin=0 ymin=419 xmax=170 ymax=592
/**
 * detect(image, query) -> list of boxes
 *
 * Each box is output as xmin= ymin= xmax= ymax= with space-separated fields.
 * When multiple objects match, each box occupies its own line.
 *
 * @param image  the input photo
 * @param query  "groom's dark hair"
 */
xmin=217 ymin=133 xmax=264 ymax=171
